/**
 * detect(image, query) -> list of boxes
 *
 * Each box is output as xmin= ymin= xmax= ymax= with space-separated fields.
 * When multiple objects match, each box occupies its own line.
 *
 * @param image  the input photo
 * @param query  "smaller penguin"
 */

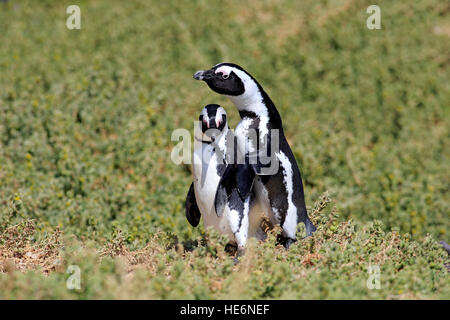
xmin=185 ymin=104 xmax=250 ymax=255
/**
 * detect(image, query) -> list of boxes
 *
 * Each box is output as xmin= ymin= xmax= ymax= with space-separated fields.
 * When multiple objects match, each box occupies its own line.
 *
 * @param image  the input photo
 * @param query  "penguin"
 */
xmin=185 ymin=104 xmax=258 ymax=255
xmin=441 ymin=241 xmax=450 ymax=255
xmin=193 ymin=63 xmax=316 ymax=249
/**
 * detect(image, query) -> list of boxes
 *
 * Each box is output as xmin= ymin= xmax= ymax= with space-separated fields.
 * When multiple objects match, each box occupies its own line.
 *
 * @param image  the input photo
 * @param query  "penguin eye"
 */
xmin=221 ymin=73 xmax=229 ymax=80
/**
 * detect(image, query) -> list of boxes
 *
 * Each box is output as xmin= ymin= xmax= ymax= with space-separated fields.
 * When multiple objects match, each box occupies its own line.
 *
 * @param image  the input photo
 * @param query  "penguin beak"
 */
xmin=193 ymin=69 xmax=214 ymax=81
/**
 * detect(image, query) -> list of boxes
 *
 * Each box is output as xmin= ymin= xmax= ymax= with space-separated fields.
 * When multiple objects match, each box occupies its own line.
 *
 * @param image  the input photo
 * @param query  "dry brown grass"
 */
xmin=0 ymin=220 xmax=63 ymax=274
xmin=98 ymin=229 xmax=167 ymax=275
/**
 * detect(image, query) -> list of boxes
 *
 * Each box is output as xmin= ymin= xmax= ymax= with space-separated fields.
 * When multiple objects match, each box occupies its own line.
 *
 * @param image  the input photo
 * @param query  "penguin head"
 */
xmin=199 ymin=104 xmax=227 ymax=142
xmin=193 ymin=63 xmax=258 ymax=97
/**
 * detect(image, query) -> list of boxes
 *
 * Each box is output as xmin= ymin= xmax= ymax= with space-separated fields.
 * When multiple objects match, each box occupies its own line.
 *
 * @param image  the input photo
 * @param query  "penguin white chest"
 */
xmin=235 ymin=118 xmax=256 ymax=154
xmin=192 ymin=144 xmax=233 ymax=238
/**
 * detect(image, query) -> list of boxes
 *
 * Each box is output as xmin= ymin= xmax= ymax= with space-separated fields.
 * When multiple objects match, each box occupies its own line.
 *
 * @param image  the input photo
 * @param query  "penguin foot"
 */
xmin=276 ymin=234 xmax=296 ymax=250
xmin=224 ymin=243 xmax=238 ymax=255
xmin=283 ymin=238 xmax=296 ymax=250
xmin=440 ymin=241 xmax=450 ymax=255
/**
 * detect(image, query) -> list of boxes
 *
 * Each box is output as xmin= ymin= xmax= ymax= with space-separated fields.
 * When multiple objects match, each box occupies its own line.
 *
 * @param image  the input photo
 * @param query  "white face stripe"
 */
xmin=215 ymin=65 xmax=256 ymax=92
xmin=198 ymin=106 xmax=228 ymax=146
xmin=200 ymin=108 xmax=210 ymax=128
xmin=215 ymin=106 xmax=226 ymax=118
xmin=215 ymin=66 xmax=231 ymax=77
xmin=215 ymin=106 xmax=226 ymax=128
xmin=214 ymin=65 xmax=270 ymax=145
xmin=213 ymin=64 xmax=266 ymax=117
xmin=200 ymin=106 xmax=227 ymax=129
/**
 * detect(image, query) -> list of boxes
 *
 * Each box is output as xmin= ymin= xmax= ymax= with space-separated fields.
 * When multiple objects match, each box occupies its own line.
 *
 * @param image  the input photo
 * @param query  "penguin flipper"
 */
xmin=214 ymin=165 xmax=235 ymax=217
xmin=186 ymin=183 xmax=201 ymax=227
xmin=235 ymin=163 xmax=256 ymax=201
xmin=215 ymin=163 xmax=256 ymax=217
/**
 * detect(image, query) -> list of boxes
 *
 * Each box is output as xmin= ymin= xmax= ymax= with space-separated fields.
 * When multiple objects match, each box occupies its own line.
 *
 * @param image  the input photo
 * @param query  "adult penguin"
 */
xmin=193 ymin=63 xmax=316 ymax=248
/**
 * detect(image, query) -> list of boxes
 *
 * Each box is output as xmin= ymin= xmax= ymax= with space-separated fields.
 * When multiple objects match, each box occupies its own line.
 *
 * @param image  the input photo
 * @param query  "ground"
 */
xmin=0 ymin=0 xmax=448 ymax=299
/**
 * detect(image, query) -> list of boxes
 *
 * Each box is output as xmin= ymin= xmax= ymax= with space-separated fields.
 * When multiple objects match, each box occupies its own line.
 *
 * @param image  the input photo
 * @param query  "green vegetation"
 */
xmin=0 ymin=0 xmax=448 ymax=299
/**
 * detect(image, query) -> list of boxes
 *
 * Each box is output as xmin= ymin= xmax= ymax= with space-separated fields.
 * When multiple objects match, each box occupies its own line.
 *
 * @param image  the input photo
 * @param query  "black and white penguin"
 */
xmin=193 ymin=63 xmax=316 ymax=249
xmin=186 ymin=104 xmax=261 ymax=254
